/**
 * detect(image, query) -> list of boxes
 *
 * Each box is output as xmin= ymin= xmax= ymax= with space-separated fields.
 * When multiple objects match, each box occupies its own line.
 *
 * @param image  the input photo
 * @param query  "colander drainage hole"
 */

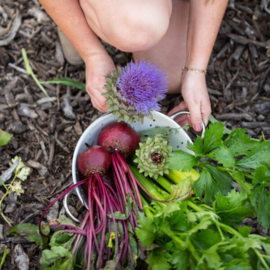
xmin=177 ymin=146 xmax=179 ymax=148
xmin=150 ymin=124 xmax=152 ymax=127
xmin=181 ymin=142 xmax=183 ymax=144
xmin=153 ymin=119 xmax=156 ymax=122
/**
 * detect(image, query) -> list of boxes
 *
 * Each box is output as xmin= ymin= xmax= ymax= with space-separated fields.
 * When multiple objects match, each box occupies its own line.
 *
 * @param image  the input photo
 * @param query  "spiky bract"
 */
xmin=102 ymin=60 xmax=168 ymax=124
xmin=134 ymin=134 xmax=172 ymax=179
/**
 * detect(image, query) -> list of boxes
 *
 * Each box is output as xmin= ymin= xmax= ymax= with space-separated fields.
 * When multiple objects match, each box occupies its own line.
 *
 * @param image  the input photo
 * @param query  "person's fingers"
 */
xmin=189 ymin=104 xmax=202 ymax=132
xmin=89 ymin=93 xmax=108 ymax=113
xmin=167 ymin=101 xmax=187 ymax=116
xmin=201 ymin=103 xmax=212 ymax=127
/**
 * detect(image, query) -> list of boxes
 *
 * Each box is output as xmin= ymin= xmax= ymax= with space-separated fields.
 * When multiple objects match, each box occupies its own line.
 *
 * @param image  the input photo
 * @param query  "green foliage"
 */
xmin=8 ymin=223 xmax=50 ymax=249
xmin=0 ymin=247 xmax=10 ymax=270
xmin=41 ymin=78 xmax=86 ymax=91
xmin=22 ymin=48 xmax=49 ymax=97
xmin=169 ymin=122 xmax=270 ymax=229
xmin=0 ymin=129 xmax=13 ymax=147
xmin=136 ymin=197 xmax=270 ymax=270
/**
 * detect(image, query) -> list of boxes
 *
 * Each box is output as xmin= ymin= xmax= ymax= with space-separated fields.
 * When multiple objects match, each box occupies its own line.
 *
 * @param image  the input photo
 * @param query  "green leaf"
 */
xmin=198 ymin=243 xmax=221 ymax=269
xmin=203 ymin=162 xmax=232 ymax=195
xmin=21 ymin=48 xmax=32 ymax=74
xmin=0 ymin=129 xmax=13 ymax=147
xmin=236 ymin=141 xmax=270 ymax=169
xmin=186 ymin=216 xmax=212 ymax=237
xmin=8 ymin=223 xmax=38 ymax=236
xmin=40 ymin=246 xmax=71 ymax=268
xmin=168 ymin=150 xmax=199 ymax=172
xmin=214 ymin=190 xmax=253 ymax=226
xmin=203 ymin=122 xmax=225 ymax=154
xmin=213 ymin=146 xmax=235 ymax=168
xmin=147 ymin=248 xmax=171 ymax=270
xmin=224 ymin=129 xmax=258 ymax=156
xmin=250 ymin=184 xmax=270 ymax=230
xmin=22 ymin=48 xmax=49 ymax=97
xmin=193 ymin=167 xmax=219 ymax=204
xmin=238 ymin=226 xmax=251 ymax=237
xmin=7 ymin=223 xmax=49 ymax=248
xmin=49 ymin=231 xmax=74 ymax=248
xmin=230 ymin=170 xmax=252 ymax=195
xmin=41 ymin=78 xmax=86 ymax=91
xmin=209 ymin=115 xmax=232 ymax=134
xmin=136 ymin=215 xmax=155 ymax=246
xmin=170 ymin=249 xmax=189 ymax=270
xmin=187 ymin=137 xmax=204 ymax=157
xmin=190 ymin=229 xmax=221 ymax=250
xmin=253 ymin=165 xmax=270 ymax=186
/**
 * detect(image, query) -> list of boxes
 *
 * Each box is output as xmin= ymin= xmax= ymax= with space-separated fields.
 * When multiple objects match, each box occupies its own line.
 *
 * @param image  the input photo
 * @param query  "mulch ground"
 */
xmin=0 ymin=0 xmax=270 ymax=269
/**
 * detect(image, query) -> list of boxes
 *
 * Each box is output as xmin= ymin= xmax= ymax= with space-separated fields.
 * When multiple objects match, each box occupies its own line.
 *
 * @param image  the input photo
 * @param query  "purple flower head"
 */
xmin=116 ymin=60 xmax=168 ymax=115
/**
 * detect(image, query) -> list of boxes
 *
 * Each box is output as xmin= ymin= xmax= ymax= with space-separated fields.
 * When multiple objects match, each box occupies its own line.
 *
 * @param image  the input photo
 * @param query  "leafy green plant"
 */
xmin=0 ymin=156 xmax=30 ymax=226
xmin=136 ymin=195 xmax=270 ymax=270
xmin=21 ymin=48 xmax=49 ymax=97
xmin=169 ymin=122 xmax=270 ymax=229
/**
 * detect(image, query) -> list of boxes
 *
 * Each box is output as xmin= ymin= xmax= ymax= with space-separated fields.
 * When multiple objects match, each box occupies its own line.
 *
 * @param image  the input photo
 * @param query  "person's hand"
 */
xmin=167 ymin=72 xmax=211 ymax=131
xmin=84 ymin=52 xmax=116 ymax=112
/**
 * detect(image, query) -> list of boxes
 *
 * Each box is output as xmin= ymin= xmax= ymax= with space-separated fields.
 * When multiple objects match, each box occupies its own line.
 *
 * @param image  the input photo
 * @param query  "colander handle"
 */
xmin=63 ymin=191 xmax=80 ymax=223
xmin=169 ymin=110 xmax=206 ymax=138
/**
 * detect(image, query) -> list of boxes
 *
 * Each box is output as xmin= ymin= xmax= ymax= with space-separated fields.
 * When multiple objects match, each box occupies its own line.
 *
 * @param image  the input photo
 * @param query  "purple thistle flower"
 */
xmin=116 ymin=60 xmax=168 ymax=115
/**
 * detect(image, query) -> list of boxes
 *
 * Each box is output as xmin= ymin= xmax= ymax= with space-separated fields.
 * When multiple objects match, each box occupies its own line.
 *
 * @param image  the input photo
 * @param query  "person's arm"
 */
xmin=39 ymin=0 xmax=115 ymax=112
xmin=169 ymin=0 xmax=228 ymax=131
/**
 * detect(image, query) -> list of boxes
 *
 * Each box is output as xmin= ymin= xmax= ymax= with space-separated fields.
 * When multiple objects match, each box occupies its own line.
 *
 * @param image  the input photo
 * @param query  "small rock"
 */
xmin=7 ymin=121 xmax=27 ymax=134
xmin=36 ymin=109 xmax=48 ymax=121
xmin=74 ymin=121 xmax=83 ymax=136
xmin=47 ymin=200 xmax=59 ymax=222
xmin=14 ymin=244 xmax=29 ymax=270
xmin=38 ymin=164 xmax=49 ymax=177
xmin=17 ymin=104 xmax=38 ymax=119
xmin=0 ymin=224 xmax=4 ymax=240
xmin=257 ymin=114 xmax=265 ymax=122
xmin=251 ymin=101 xmax=270 ymax=115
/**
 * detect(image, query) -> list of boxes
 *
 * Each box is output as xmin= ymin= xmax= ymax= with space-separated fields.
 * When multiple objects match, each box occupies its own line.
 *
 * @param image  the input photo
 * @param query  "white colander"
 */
xmin=64 ymin=111 xmax=205 ymax=222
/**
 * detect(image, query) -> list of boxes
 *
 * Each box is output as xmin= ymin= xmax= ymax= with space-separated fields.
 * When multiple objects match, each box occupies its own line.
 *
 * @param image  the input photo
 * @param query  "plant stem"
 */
xmin=0 ymin=191 xmax=12 ymax=227
xmin=0 ymin=247 xmax=10 ymax=270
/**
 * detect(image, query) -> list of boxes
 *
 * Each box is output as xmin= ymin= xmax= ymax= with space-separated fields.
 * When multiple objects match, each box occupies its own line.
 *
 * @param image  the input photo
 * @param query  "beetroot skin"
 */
xmin=77 ymin=145 xmax=112 ymax=177
xmin=97 ymin=121 xmax=140 ymax=159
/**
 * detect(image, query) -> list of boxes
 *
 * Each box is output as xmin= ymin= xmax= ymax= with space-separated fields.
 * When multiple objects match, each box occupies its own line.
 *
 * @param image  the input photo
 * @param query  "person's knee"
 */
xmin=105 ymin=7 xmax=171 ymax=52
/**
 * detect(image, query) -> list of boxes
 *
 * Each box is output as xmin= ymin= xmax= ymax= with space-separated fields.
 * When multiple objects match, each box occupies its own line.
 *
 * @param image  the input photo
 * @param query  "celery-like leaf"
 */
xmin=168 ymin=150 xmax=199 ymax=172
xmin=224 ymin=129 xmax=258 ymax=156
xmin=214 ymin=190 xmax=253 ymax=226
xmin=213 ymin=146 xmax=235 ymax=168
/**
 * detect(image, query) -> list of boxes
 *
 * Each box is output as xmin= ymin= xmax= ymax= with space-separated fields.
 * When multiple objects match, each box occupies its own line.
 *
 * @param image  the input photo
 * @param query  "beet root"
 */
xmin=77 ymin=145 xmax=111 ymax=177
xmin=97 ymin=121 xmax=140 ymax=159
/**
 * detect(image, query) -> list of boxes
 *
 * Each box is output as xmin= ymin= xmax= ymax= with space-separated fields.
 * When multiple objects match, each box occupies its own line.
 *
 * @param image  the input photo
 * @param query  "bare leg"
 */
xmin=133 ymin=0 xmax=190 ymax=94
xmin=79 ymin=0 xmax=172 ymax=52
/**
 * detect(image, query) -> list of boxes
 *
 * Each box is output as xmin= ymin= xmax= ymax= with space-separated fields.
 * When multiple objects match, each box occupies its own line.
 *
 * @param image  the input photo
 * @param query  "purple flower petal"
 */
xmin=116 ymin=60 xmax=168 ymax=115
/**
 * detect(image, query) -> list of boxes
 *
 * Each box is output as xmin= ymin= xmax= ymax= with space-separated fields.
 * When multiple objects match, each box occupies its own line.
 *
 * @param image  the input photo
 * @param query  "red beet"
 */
xmin=77 ymin=145 xmax=111 ymax=177
xmin=97 ymin=121 xmax=140 ymax=159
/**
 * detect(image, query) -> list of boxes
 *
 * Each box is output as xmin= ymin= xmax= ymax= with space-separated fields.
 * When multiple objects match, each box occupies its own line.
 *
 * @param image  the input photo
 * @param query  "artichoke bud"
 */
xmin=134 ymin=134 xmax=172 ymax=179
xmin=103 ymin=67 xmax=150 ymax=123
